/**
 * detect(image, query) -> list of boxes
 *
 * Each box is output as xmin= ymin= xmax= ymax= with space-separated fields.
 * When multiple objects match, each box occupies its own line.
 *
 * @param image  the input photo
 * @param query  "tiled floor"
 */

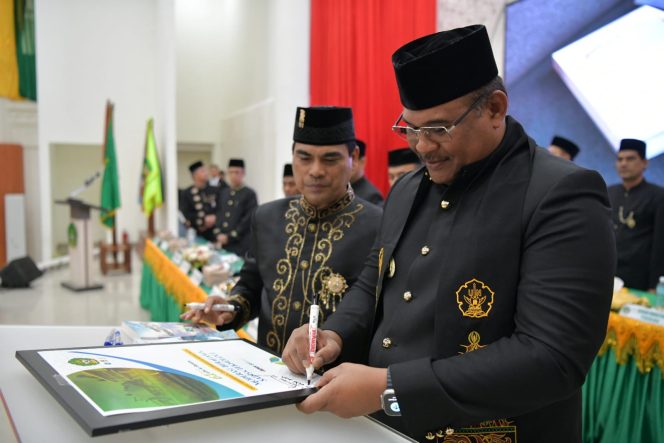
xmin=0 ymin=261 xmax=150 ymax=326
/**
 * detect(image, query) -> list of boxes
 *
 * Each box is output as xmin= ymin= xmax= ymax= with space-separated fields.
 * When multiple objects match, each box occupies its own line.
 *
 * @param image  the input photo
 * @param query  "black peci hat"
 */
xmin=283 ymin=163 xmax=293 ymax=177
xmin=392 ymin=25 xmax=498 ymax=110
xmin=388 ymin=148 xmax=420 ymax=167
xmin=189 ymin=160 xmax=204 ymax=174
xmin=619 ymin=139 xmax=646 ymax=159
xmin=228 ymin=158 xmax=245 ymax=168
xmin=293 ymin=106 xmax=355 ymax=145
xmin=356 ymin=139 xmax=366 ymax=158
xmin=550 ymin=136 xmax=580 ymax=160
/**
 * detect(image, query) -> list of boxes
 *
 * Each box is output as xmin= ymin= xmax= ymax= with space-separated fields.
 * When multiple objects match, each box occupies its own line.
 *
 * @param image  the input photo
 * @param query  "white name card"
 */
xmin=619 ymin=304 xmax=664 ymax=327
xmin=179 ymin=260 xmax=192 ymax=275
xmin=172 ymin=252 xmax=183 ymax=265
xmin=190 ymin=268 xmax=203 ymax=287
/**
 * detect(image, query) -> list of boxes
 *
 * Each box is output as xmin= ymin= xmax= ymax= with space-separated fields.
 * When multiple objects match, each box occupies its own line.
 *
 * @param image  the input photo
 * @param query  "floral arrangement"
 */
xmin=182 ymin=245 xmax=213 ymax=269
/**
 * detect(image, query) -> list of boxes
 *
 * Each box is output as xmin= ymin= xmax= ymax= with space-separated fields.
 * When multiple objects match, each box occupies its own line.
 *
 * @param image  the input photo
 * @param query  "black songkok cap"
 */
xmin=619 ymin=139 xmax=646 ymax=159
xmin=189 ymin=160 xmax=204 ymax=174
xmin=356 ymin=139 xmax=366 ymax=158
xmin=293 ymin=106 xmax=355 ymax=145
xmin=228 ymin=158 xmax=245 ymax=168
xmin=392 ymin=25 xmax=498 ymax=110
xmin=283 ymin=163 xmax=293 ymax=177
xmin=388 ymin=148 xmax=420 ymax=167
xmin=550 ymin=136 xmax=580 ymax=160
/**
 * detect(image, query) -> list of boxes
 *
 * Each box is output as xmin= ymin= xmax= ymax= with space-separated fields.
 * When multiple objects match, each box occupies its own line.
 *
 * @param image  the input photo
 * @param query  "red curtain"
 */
xmin=310 ymin=0 xmax=436 ymax=195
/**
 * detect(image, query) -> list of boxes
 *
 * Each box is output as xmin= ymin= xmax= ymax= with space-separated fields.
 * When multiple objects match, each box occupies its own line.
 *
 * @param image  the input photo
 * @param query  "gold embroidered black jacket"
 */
xmin=324 ymin=117 xmax=615 ymax=442
xmin=225 ymin=189 xmax=382 ymax=354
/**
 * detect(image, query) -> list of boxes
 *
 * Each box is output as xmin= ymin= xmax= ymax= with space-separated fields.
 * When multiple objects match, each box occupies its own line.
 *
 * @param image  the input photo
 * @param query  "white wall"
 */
xmin=175 ymin=0 xmax=310 ymax=203
xmin=35 ymin=0 xmax=177 ymax=260
xmin=438 ymin=0 xmax=509 ymax=75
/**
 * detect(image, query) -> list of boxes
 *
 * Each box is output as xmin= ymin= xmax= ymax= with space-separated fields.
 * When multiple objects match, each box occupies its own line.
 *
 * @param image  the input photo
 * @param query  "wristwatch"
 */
xmin=381 ymin=368 xmax=401 ymax=416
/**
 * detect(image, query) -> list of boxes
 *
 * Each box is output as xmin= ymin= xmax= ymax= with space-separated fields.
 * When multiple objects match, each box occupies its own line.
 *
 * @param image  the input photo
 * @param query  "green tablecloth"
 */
xmin=139 ymin=239 xmax=243 ymax=322
xmin=582 ymin=289 xmax=664 ymax=443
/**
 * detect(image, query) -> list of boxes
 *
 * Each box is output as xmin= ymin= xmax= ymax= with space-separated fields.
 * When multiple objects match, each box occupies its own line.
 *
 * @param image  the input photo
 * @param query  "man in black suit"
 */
xmin=608 ymin=138 xmax=664 ymax=291
xmin=183 ymin=107 xmax=382 ymax=355
xmin=351 ymin=139 xmax=384 ymax=205
xmin=216 ymin=159 xmax=258 ymax=256
xmin=282 ymin=25 xmax=615 ymax=442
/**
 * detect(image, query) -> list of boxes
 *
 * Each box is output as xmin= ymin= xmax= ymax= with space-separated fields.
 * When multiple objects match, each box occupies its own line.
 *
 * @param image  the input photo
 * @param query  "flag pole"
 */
xmin=148 ymin=212 xmax=155 ymax=238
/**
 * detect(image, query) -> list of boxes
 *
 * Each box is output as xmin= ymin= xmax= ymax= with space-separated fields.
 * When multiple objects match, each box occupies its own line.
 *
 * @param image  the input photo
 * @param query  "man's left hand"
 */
xmin=296 ymin=363 xmax=386 ymax=419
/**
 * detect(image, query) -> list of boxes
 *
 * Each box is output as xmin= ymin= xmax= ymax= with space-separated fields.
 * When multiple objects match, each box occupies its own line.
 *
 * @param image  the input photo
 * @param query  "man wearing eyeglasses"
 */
xmin=282 ymin=25 xmax=614 ymax=442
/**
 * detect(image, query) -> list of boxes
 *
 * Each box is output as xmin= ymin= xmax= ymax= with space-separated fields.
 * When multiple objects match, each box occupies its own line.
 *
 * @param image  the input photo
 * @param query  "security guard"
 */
xmin=181 ymin=160 xmax=222 ymax=242
xmin=282 ymin=25 xmax=615 ymax=442
xmin=182 ymin=106 xmax=382 ymax=355
xmin=608 ymin=138 xmax=664 ymax=291
xmin=216 ymin=159 xmax=258 ymax=257
xmin=351 ymin=139 xmax=384 ymax=205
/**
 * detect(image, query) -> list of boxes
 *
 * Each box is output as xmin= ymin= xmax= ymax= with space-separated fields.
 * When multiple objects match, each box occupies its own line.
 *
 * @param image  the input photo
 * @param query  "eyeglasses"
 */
xmin=391 ymin=93 xmax=488 ymax=144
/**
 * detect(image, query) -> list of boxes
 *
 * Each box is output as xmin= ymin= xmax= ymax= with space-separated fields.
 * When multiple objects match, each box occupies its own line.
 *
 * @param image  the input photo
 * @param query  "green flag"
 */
xmin=100 ymin=101 xmax=121 ymax=228
xmin=140 ymin=118 xmax=163 ymax=216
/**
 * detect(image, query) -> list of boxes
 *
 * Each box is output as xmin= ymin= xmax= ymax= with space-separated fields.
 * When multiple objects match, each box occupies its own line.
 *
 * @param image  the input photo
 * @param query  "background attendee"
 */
xmin=208 ymin=164 xmax=227 ymax=188
xmin=181 ymin=161 xmax=222 ymax=242
xmin=351 ymin=139 xmax=384 ymax=205
xmin=216 ymin=159 xmax=258 ymax=256
xmin=608 ymin=138 xmax=664 ymax=291
xmin=183 ymin=106 xmax=382 ymax=355
xmin=282 ymin=25 xmax=615 ymax=442
xmin=548 ymin=135 xmax=580 ymax=161
xmin=282 ymin=163 xmax=298 ymax=197
xmin=387 ymin=148 xmax=421 ymax=187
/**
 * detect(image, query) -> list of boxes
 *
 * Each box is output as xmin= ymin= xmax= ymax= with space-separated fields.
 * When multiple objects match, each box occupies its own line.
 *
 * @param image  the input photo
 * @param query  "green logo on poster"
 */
xmin=68 ymin=358 xmax=99 ymax=366
xmin=68 ymin=223 xmax=77 ymax=248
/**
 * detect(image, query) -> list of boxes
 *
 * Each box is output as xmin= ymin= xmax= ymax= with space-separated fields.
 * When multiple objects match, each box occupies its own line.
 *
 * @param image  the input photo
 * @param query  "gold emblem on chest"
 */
xmin=456 ymin=278 xmax=494 ymax=318
xmin=320 ymin=273 xmax=348 ymax=310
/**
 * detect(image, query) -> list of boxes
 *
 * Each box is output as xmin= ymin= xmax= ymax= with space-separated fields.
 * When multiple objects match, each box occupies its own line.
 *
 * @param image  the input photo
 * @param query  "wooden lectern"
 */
xmin=55 ymin=198 xmax=104 ymax=291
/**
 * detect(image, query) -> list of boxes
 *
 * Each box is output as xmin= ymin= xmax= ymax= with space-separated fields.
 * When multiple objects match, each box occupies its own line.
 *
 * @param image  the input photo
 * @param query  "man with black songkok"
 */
xmin=181 ymin=160 xmax=222 ymax=242
xmin=183 ymin=106 xmax=382 ymax=355
xmin=387 ymin=147 xmax=421 ymax=187
xmin=216 ymin=159 xmax=258 ymax=257
xmin=608 ymin=138 xmax=664 ymax=291
xmin=548 ymin=135 xmax=580 ymax=161
xmin=351 ymin=139 xmax=384 ymax=205
xmin=282 ymin=25 xmax=615 ymax=442
xmin=282 ymin=163 xmax=298 ymax=197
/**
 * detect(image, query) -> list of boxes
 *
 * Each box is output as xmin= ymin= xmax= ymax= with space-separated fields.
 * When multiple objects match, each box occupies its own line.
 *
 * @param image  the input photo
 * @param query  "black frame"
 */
xmin=16 ymin=339 xmax=316 ymax=437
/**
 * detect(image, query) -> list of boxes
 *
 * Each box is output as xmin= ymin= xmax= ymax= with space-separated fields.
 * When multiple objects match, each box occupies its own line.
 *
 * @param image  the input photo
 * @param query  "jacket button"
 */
xmin=440 ymin=200 xmax=450 ymax=209
xmin=292 ymin=301 xmax=302 ymax=311
xmin=228 ymin=200 xmax=234 ymax=206
xmin=225 ymin=212 xmax=231 ymax=218
xmin=308 ymin=223 xmax=317 ymax=233
xmin=222 ymin=222 xmax=228 ymax=228
xmin=230 ymin=190 xmax=236 ymax=196
xmin=382 ymin=337 xmax=392 ymax=349
xmin=403 ymin=291 xmax=412 ymax=302
xmin=421 ymin=246 xmax=430 ymax=255
xmin=300 ymin=260 xmax=309 ymax=270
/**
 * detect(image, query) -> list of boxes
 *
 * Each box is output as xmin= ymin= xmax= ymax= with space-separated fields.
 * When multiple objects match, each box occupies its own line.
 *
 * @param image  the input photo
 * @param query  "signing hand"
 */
xmin=282 ymin=324 xmax=343 ymax=375
xmin=297 ymin=363 xmax=387 ymax=418
xmin=180 ymin=295 xmax=236 ymax=326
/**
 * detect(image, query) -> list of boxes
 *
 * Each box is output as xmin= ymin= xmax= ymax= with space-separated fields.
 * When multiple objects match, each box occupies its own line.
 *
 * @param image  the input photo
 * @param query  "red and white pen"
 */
xmin=306 ymin=300 xmax=320 ymax=385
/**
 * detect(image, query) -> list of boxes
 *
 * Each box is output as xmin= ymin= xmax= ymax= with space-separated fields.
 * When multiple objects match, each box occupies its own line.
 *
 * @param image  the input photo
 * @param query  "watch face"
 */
xmin=382 ymin=390 xmax=401 ymax=416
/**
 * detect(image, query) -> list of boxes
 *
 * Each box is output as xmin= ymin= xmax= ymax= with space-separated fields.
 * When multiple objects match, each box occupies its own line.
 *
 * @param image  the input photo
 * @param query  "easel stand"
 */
xmin=55 ymin=198 xmax=104 ymax=292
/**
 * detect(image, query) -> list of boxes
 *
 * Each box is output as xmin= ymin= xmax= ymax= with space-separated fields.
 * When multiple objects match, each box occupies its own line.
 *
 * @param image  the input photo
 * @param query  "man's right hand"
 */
xmin=282 ymin=324 xmax=343 ymax=375
xmin=179 ymin=295 xmax=237 ymax=326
